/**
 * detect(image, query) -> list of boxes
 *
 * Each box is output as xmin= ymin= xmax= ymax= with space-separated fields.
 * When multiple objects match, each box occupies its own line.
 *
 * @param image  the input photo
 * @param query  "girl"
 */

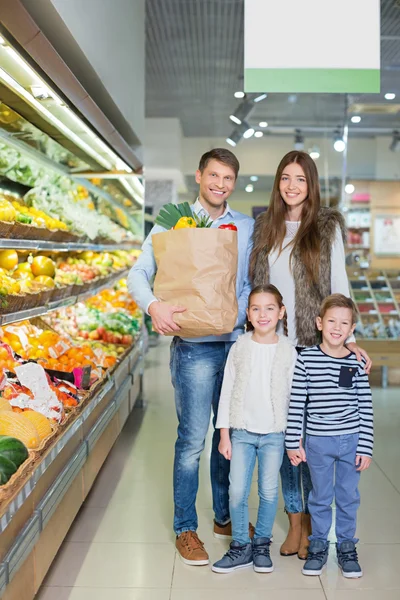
xmin=212 ymin=285 xmax=297 ymax=574
xmin=249 ymin=150 xmax=371 ymax=560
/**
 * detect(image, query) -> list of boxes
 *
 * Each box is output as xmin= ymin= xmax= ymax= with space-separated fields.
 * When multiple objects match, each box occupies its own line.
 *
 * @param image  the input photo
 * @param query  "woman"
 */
xmin=249 ymin=150 xmax=371 ymax=560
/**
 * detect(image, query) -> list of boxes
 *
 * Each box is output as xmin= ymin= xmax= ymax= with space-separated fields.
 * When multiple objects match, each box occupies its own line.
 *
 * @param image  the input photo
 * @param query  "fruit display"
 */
xmin=0 ymin=435 xmax=29 ymax=484
xmin=0 ymin=249 xmax=139 ymax=311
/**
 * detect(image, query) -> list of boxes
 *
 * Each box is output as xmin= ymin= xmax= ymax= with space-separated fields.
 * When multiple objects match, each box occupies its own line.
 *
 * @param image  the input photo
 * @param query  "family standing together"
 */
xmin=128 ymin=147 xmax=374 ymax=579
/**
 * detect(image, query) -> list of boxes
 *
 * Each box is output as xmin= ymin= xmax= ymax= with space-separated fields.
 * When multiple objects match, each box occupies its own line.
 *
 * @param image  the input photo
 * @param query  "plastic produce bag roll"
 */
xmin=152 ymin=228 xmax=238 ymax=337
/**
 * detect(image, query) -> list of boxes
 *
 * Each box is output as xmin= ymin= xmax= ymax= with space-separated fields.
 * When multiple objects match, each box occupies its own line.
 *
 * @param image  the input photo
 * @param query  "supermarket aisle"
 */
xmin=38 ymin=339 xmax=400 ymax=599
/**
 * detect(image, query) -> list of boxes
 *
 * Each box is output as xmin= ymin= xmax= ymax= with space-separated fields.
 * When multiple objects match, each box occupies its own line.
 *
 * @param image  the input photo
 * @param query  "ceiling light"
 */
xmin=351 ymin=115 xmax=361 ymax=123
xmin=253 ymin=93 xmax=267 ymax=103
xmin=226 ymin=130 xmax=242 ymax=147
xmin=294 ymin=130 xmax=304 ymax=150
xmin=243 ymin=127 xmax=255 ymax=139
xmin=390 ymin=131 xmax=400 ymax=152
xmin=254 ymin=131 xmax=263 ymax=138
xmin=250 ymin=176 xmax=258 ymax=182
xmin=245 ymin=184 xmax=254 ymax=193
xmin=259 ymin=121 xmax=268 ymax=128
xmin=309 ymin=146 xmax=320 ymax=160
xmin=30 ymin=85 xmax=50 ymax=100
xmin=333 ymin=131 xmax=346 ymax=152
xmin=230 ymin=114 xmax=242 ymax=125
xmin=385 ymin=93 xmax=396 ymax=100
xmin=345 ymin=183 xmax=355 ymax=194
xmin=234 ymin=91 xmax=245 ymax=98
xmin=226 ymin=137 xmax=237 ymax=147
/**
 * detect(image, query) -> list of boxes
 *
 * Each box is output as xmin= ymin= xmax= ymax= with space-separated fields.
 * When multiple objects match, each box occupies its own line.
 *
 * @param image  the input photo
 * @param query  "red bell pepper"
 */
xmin=218 ymin=223 xmax=237 ymax=231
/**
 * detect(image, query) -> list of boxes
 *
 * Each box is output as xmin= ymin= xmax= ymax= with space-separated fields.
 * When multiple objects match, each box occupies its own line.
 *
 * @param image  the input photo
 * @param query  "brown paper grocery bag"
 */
xmin=152 ymin=228 xmax=238 ymax=337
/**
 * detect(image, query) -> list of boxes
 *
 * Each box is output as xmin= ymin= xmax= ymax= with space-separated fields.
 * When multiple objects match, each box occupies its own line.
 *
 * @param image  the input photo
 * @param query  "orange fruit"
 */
xmin=0 ymin=250 xmax=18 ymax=271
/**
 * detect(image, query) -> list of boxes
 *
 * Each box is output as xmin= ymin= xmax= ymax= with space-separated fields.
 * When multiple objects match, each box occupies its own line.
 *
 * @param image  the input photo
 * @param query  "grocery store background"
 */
xmin=0 ymin=0 xmax=399 ymax=599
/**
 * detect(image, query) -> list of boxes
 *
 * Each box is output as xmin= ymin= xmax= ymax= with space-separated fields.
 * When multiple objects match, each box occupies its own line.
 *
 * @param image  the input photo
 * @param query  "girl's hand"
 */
xmin=346 ymin=342 xmax=372 ymax=374
xmin=218 ymin=429 xmax=232 ymax=460
xmin=287 ymin=439 xmax=306 ymax=466
xmin=356 ymin=455 xmax=372 ymax=471
xmin=218 ymin=438 xmax=232 ymax=460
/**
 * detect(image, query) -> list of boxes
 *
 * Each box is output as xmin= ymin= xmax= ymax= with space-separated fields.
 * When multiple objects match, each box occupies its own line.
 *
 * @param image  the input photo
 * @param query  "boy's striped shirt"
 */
xmin=285 ymin=346 xmax=374 ymax=457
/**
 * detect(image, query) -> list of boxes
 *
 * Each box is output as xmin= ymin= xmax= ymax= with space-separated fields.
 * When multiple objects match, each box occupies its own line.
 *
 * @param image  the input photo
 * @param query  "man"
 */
xmin=128 ymin=148 xmax=254 ymax=566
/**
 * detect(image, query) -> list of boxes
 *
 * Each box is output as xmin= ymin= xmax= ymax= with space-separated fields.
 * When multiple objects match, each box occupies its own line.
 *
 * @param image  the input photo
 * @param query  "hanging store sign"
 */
xmin=244 ymin=0 xmax=380 ymax=93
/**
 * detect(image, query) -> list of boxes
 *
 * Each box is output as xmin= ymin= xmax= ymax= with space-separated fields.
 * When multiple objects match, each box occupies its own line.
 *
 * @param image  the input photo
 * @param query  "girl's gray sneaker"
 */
xmin=252 ymin=537 xmax=273 ymax=573
xmin=302 ymin=539 xmax=329 ymax=576
xmin=212 ymin=541 xmax=253 ymax=573
xmin=336 ymin=540 xmax=363 ymax=578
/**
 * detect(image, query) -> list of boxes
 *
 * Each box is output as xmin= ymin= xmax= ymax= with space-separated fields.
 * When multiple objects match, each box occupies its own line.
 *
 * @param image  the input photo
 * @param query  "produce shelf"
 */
xmin=0 ymin=337 xmax=144 ymax=598
xmin=0 ymin=268 xmax=131 ymax=325
xmin=0 ymin=239 xmax=142 ymax=252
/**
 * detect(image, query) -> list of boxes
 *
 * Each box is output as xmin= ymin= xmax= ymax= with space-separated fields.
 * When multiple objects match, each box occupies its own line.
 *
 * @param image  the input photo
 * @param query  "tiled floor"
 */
xmin=38 ymin=340 xmax=400 ymax=599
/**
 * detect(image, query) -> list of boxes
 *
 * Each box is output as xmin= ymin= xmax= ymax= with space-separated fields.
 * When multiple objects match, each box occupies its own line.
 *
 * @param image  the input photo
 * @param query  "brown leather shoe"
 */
xmin=280 ymin=512 xmax=302 ymax=556
xmin=298 ymin=512 xmax=312 ymax=560
xmin=213 ymin=520 xmax=255 ymax=540
xmin=176 ymin=531 xmax=209 ymax=566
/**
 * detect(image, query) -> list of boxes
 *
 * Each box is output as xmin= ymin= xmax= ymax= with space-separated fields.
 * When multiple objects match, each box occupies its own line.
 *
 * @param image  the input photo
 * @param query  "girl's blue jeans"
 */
xmin=229 ymin=429 xmax=284 ymax=545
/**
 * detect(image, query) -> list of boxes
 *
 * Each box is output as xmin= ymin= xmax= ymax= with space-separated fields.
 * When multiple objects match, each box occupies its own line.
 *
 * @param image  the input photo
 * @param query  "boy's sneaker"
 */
xmin=176 ymin=531 xmax=209 ymax=566
xmin=213 ymin=520 xmax=256 ymax=540
xmin=337 ymin=540 xmax=363 ymax=578
xmin=302 ymin=539 xmax=329 ymax=576
xmin=212 ymin=540 xmax=253 ymax=573
xmin=252 ymin=537 xmax=274 ymax=573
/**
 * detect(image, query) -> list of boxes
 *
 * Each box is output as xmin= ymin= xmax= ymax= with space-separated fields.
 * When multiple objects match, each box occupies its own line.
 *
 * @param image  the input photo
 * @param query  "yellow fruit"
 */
xmin=21 ymin=411 xmax=52 ymax=441
xmin=13 ymin=264 xmax=34 ymax=281
xmin=0 ymin=200 xmax=16 ymax=222
xmin=0 ymin=412 xmax=40 ymax=449
xmin=0 ymin=399 xmax=12 ymax=412
xmin=31 ymin=256 xmax=55 ymax=278
xmin=33 ymin=276 xmax=55 ymax=289
xmin=0 ymin=250 xmax=18 ymax=271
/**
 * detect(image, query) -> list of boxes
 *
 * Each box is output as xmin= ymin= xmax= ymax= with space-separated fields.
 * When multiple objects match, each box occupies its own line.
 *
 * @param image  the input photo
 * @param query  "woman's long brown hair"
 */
xmin=250 ymin=150 xmax=321 ymax=284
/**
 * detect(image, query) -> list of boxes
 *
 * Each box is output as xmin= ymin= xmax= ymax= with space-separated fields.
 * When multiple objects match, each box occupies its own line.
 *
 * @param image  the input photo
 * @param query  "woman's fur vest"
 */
xmin=229 ymin=332 xmax=295 ymax=432
xmin=251 ymin=207 xmax=346 ymax=347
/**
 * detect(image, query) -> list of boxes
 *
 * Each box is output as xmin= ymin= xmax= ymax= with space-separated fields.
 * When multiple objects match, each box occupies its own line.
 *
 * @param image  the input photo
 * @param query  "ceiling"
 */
xmin=146 ymin=0 xmax=400 ymax=138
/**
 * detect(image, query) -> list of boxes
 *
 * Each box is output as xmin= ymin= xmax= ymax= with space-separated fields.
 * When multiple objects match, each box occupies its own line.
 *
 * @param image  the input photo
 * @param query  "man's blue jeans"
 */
xmin=170 ymin=338 xmax=233 ymax=535
xmin=230 ymin=430 xmax=284 ymax=545
xmin=306 ymin=433 xmax=360 ymax=544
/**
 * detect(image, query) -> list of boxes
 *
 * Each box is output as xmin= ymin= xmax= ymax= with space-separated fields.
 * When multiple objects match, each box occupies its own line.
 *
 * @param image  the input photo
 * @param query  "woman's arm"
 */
xmin=331 ymin=226 xmax=372 ymax=372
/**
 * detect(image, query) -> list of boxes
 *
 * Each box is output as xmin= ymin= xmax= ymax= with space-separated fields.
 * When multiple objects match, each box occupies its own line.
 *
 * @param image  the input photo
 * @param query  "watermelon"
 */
xmin=0 ymin=455 xmax=17 ymax=485
xmin=0 ymin=435 xmax=29 ymax=468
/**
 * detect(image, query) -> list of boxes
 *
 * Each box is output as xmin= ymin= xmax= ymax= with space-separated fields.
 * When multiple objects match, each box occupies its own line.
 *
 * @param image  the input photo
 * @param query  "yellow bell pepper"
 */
xmin=174 ymin=216 xmax=196 ymax=229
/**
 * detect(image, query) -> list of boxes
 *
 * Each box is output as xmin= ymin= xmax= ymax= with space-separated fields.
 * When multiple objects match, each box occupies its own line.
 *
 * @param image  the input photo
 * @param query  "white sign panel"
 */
xmin=245 ymin=0 xmax=380 ymax=93
xmin=374 ymin=215 xmax=400 ymax=257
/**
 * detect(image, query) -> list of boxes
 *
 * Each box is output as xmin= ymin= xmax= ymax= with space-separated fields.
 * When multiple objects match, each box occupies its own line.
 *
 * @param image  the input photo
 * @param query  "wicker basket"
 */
xmin=10 ymin=223 xmax=39 ymax=240
xmin=0 ymin=221 xmax=14 ymax=238
xmin=0 ymin=453 xmax=37 ymax=506
xmin=38 ymin=289 xmax=54 ymax=305
xmin=0 ymin=294 xmax=26 ymax=314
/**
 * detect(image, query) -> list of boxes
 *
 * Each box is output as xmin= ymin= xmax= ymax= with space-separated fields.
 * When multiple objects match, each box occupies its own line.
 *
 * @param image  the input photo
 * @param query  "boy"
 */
xmin=285 ymin=294 xmax=373 ymax=579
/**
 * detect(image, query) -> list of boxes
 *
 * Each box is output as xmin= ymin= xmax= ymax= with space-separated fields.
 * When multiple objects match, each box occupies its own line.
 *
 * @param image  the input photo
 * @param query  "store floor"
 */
xmin=37 ymin=339 xmax=400 ymax=600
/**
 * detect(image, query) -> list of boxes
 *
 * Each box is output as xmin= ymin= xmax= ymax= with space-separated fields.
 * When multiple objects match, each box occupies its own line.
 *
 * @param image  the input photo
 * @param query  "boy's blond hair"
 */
xmin=320 ymin=294 xmax=358 ymax=325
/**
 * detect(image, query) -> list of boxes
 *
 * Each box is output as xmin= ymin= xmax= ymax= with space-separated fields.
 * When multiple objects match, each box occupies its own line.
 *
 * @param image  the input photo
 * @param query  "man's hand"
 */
xmin=148 ymin=301 xmax=186 ymax=335
xmin=356 ymin=454 xmax=372 ymax=471
xmin=218 ymin=429 xmax=232 ymax=460
xmin=346 ymin=342 xmax=372 ymax=374
xmin=287 ymin=439 xmax=306 ymax=466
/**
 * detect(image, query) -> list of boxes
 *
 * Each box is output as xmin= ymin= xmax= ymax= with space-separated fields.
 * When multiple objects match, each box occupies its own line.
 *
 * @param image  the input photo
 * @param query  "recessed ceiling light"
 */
xmin=351 ymin=116 xmax=361 ymax=123
xmin=253 ymin=93 xmax=267 ymax=103
xmin=259 ymin=121 xmax=268 ymax=128
xmin=385 ymin=93 xmax=396 ymax=100
xmin=254 ymin=131 xmax=263 ymax=138
xmin=243 ymin=127 xmax=255 ymax=139
xmin=230 ymin=114 xmax=242 ymax=125
xmin=245 ymin=184 xmax=254 ymax=193
xmin=234 ymin=91 xmax=245 ymax=98
xmin=250 ymin=176 xmax=259 ymax=182
xmin=345 ymin=183 xmax=355 ymax=194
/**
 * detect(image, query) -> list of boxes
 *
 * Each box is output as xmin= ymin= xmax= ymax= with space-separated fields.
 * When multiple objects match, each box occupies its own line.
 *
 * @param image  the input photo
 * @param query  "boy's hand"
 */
xmin=218 ymin=429 xmax=232 ymax=460
xmin=346 ymin=342 xmax=372 ymax=374
xmin=287 ymin=440 xmax=306 ymax=466
xmin=148 ymin=301 xmax=186 ymax=335
xmin=356 ymin=455 xmax=372 ymax=471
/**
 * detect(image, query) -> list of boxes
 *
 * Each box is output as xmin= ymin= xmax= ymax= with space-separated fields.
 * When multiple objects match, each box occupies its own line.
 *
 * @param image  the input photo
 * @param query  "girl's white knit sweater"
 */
xmin=216 ymin=332 xmax=297 ymax=433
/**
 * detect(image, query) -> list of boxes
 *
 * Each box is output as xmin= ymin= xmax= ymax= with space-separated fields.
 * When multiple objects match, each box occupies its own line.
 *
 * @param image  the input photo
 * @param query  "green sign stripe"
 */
xmin=245 ymin=68 xmax=380 ymax=93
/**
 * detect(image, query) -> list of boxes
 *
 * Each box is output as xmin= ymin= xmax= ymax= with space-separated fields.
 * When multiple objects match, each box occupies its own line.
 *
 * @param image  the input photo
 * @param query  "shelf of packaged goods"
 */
xmin=0 ymin=268 xmax=131 ymax=325
xmin=0 ymin=239 xmax=142 ymax=252
xmin=0 ymin=336 xmax=144 ymax=598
